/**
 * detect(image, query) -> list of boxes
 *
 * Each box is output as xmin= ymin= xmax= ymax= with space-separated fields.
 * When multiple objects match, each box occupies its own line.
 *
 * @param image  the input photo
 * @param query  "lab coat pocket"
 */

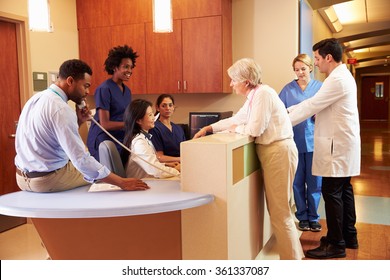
xmin=313 ymin=136 xmax=333 ymax=169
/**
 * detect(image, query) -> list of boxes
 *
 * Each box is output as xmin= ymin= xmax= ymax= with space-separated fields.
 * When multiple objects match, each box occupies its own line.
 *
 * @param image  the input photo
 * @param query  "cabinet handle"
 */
xmin=9 ymin=134 xmax=16 ymax=138
xmin=184 ymin=80 xmax=187 ymax=91
xmin=177 ymin=81 xmax=181 ymax=91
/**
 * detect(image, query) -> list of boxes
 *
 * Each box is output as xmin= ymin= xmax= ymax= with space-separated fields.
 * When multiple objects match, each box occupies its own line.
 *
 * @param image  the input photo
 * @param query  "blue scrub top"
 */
xmin=87 ymin=79 xmax=131 ymax=161
xmin=150 ymin=120 xmax=186 ymax=157
xmin=279 ymin=79 xmax=322 ymax=153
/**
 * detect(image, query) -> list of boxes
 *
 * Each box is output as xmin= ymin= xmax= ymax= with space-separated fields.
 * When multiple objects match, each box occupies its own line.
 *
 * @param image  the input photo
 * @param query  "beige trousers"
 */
xmin=256 ymin=138 xmax=304 ymax=260
xmin=16 ymin=161 xmax=87 ymax=193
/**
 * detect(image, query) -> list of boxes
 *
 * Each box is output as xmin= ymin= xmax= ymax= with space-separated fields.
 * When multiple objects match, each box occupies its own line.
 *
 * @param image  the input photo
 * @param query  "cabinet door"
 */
xmin=172 ymin=0 xmax=222 ymax=19
xmin=145 ymin=20 xmax=183 ymax=94
xmin=182 ymin=16 xmax=223 ymax=93
xmin=79 ymin=27 xmax=112 ymax=95
xmin=76 ymin=0 xmax=112 ymax=28
xmin=110 ymin=0 xmax=152 ymax=25
xmin=111 ymin=24 xmax=147 ymax=94
xmin=77 ymin=0 xmax=152 ymax=28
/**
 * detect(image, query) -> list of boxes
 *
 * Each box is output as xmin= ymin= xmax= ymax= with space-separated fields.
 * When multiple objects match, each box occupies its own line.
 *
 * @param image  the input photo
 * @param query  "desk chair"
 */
xmin=98 ymin=140 xmax=126 ymax=177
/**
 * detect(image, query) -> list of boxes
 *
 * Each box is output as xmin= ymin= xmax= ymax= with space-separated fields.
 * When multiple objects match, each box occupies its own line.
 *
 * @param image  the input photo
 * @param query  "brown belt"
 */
xmin=16 ymin=168 xmax=55 ymax=178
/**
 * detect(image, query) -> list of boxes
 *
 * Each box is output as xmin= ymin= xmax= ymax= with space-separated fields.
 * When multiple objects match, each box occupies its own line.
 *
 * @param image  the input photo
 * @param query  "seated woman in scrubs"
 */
xmin=149 ymin=94 xmax=186 ymax=165
xmin=121 ymin=99 xmax=181 ymax=179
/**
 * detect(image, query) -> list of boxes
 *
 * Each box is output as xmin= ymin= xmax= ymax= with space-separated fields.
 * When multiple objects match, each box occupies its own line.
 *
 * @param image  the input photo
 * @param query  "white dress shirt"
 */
xmin=211 ymin=84 xmax=294 ymax=144
xmin=15 ymin=84 xmax=110 ymax=182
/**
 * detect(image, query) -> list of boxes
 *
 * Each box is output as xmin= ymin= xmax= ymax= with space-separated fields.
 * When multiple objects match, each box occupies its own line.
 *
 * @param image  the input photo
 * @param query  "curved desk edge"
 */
xmin=0 ymin=180 xmax=214 ymax=218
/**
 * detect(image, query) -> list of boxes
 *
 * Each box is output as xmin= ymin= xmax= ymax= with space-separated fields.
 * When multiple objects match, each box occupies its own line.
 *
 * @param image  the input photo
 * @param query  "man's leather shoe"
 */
xmin=305 ymin=236 xmax=346 ymax=259
xmin=344 ymin=234 xmax=359 ymax=249
xmin=346 ymin=236 xmax=359 ymax=249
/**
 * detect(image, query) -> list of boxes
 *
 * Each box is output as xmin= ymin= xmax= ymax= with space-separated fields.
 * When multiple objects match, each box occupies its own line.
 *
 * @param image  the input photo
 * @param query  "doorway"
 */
xmin=0 ymin=18 xmax=29 ymax=232
xmin=361 ymin=75 xmax=389 ymax=121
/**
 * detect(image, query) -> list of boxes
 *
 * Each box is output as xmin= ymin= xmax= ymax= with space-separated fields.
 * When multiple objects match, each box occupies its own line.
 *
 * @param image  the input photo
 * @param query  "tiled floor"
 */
xmin=0 ymin=121 xmax=389 ymax=260
xmin=259 ymin=120 xmax=390 ymax=260
xmin=0 ymin=220 xmax=48 ymax=260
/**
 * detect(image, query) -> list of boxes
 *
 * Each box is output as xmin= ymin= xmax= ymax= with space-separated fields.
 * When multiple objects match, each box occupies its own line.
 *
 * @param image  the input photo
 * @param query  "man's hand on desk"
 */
xmin=119 ymin=178 xmax=150 ymax=191
xmin=102 ymin=173 xmax=150 ymax=191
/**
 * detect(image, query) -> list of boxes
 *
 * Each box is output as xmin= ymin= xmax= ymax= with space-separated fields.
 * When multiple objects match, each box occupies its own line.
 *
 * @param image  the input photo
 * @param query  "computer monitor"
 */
xmin=189 ymin=111 xmax=233 ymax=139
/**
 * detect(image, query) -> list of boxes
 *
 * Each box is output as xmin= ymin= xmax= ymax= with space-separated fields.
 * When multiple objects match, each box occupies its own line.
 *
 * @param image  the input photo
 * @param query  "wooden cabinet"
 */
xmin=172 ymin=0 xmax=222 ymax=19
xmin=78 ymin=27 xmax=112 ymax=95
xmin=111 ymin=24 xmax=147 ymax=94
xmin=145 ymin=20 xmax=183 ymax=94
xmin=78 ymin=24 xmax=146 ymax=95
xmin=76 ymin=0 xmax=152 ymax=28
xmin=77 ymin=0 xmax=232 ymax=94
xmin=146 ymin=16 xmax=229 ymax=94
xmin=182 ymin=16 xmax=224 ymax=93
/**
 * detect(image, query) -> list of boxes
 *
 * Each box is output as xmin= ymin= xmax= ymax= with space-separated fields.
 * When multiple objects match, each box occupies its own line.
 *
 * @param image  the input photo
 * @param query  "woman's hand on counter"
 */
xmin=193 ymin=126 xmax=212 ymax=139
xmin=165 ymin=162 xmax=181 ymax=172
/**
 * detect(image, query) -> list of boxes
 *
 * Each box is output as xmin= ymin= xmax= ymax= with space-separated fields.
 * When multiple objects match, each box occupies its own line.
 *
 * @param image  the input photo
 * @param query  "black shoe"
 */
xmin=346 ymin=236 xmax=359 ymax=249
xmin=298 ymin=220 xmax=310 ymax=231
xmin=305 ymin=236 xmax=346 ymax=259
xmin=309 ymin=221 xmax=322 ymax=232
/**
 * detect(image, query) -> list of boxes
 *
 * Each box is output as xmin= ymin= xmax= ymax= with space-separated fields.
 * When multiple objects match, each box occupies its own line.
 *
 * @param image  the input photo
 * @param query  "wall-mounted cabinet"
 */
xmin=78 ymin=24 xmax=146 ymax=95
xmin=76 ymin=0 xmax=232 ymax=94
xmin=146 ymin=16 xmax=228 ymax=94
xmin=172 ymin=0 xmax=223 ymax=19
xmin=76 ymin=0 xmax=152 ymax=28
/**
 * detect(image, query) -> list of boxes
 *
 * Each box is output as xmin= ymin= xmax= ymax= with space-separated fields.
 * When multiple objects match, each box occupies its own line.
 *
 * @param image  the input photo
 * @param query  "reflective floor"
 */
xmin=0 ymin=121 xmax=389 ymax=260
xmin=300 ymin=120 xmax=390 ymax=260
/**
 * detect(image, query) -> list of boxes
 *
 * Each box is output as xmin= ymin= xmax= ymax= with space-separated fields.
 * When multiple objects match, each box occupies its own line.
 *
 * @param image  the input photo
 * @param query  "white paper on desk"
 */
xmin=88 ymin=183 xmax=122 ymax=192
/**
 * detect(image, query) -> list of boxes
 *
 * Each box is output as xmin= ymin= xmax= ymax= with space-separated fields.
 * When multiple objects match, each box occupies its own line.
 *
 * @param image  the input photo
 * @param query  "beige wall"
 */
xmin=1 ymin=0 xmax=301 ymax=125
xmin=311 ymin=9 xmax=332 ymax=81
xmin=0 ymin=0 xmax=79 ymax=92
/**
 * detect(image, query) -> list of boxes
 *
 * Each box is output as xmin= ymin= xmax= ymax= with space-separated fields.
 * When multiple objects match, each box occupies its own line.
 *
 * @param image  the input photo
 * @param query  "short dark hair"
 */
xmin=312 ymin=38 xmax=343 ymax=63
xmin=156 ymin=94 xmax=175 ymax=107
xmin=104 ymin=45 xmax=139 ymax=75
xmin=58 ymin=59 xmax=92 ymax=81
xmin=155 ymin=94 xmax=175 ymax=117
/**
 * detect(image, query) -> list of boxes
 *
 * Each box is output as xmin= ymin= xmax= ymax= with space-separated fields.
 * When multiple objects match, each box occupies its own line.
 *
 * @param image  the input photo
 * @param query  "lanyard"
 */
xmin=49 ymin=87 xmax=66 ymax=102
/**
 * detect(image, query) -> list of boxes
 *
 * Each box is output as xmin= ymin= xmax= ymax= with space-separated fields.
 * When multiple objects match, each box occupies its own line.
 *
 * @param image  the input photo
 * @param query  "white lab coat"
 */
xmin=288 ymin=64 xmax=360 ymax=177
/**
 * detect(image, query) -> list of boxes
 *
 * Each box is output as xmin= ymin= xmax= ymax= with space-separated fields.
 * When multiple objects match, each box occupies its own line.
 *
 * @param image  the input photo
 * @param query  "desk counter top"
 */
xmin=0 ymin=179 xmax=214 ymax=219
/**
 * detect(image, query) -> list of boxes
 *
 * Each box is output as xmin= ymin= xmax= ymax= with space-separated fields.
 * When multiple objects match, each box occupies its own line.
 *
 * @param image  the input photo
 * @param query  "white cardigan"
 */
xmin=125 ymin=132 xmax=180 ymax=179
xmin=288 ymin=64 xmax=361 ymax=177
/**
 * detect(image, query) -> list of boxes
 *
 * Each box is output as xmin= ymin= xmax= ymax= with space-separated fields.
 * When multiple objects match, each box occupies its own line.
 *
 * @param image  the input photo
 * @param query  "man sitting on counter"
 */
xmin=14 ymin=59 xmax=149 ymax=193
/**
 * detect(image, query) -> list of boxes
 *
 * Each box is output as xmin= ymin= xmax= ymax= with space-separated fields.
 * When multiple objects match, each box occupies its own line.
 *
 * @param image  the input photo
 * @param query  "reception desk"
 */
xmin=0 ymin=179 xmax=213 ymax=259
xmin=181 ymin=133 xmax=272 ymax=259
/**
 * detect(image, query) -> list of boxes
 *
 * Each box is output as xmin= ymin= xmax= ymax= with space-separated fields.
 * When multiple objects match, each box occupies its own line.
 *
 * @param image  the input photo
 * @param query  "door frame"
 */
xmin=359 ymin=73 xmax=390 ymax=122
xmin=0 ymin=11 xmax=32 ymax=107
xmin=0 ymin=12 xmax=32 ymax=232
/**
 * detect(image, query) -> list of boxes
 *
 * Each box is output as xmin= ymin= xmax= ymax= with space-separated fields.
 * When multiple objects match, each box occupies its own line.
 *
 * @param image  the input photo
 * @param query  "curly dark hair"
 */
xmin=104 ymin=45 xmax=139 ymax=75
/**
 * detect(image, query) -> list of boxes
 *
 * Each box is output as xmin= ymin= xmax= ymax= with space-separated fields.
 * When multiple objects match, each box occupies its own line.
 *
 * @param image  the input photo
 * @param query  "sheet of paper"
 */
xmin=88 ymin=183 xmax=122 ymax=192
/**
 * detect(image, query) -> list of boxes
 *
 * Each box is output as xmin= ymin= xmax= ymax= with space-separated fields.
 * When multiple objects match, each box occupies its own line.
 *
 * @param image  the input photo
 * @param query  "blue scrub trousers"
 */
xmin=293 ymin=152 xmax=322 ymax=222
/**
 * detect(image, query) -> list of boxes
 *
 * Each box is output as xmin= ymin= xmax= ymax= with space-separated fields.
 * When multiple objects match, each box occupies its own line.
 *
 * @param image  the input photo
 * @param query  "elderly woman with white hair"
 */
xmin=194 ymin=58 xmax=303 ymax=260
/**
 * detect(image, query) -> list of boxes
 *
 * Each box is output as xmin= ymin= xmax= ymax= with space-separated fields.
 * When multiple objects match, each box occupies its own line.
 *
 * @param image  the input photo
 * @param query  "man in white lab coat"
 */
xmin=288 ymin=38 xmax=360 ymax=259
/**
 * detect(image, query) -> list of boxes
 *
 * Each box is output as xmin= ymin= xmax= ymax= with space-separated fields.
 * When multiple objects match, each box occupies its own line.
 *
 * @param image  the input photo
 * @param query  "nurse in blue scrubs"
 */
xmin=149 ymin=94 xmax=186 ymax=166
xmin=87 ymin=45 xmax=138 ymax=161
xmin=279 ymin=54 xmax=323 ymax=232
